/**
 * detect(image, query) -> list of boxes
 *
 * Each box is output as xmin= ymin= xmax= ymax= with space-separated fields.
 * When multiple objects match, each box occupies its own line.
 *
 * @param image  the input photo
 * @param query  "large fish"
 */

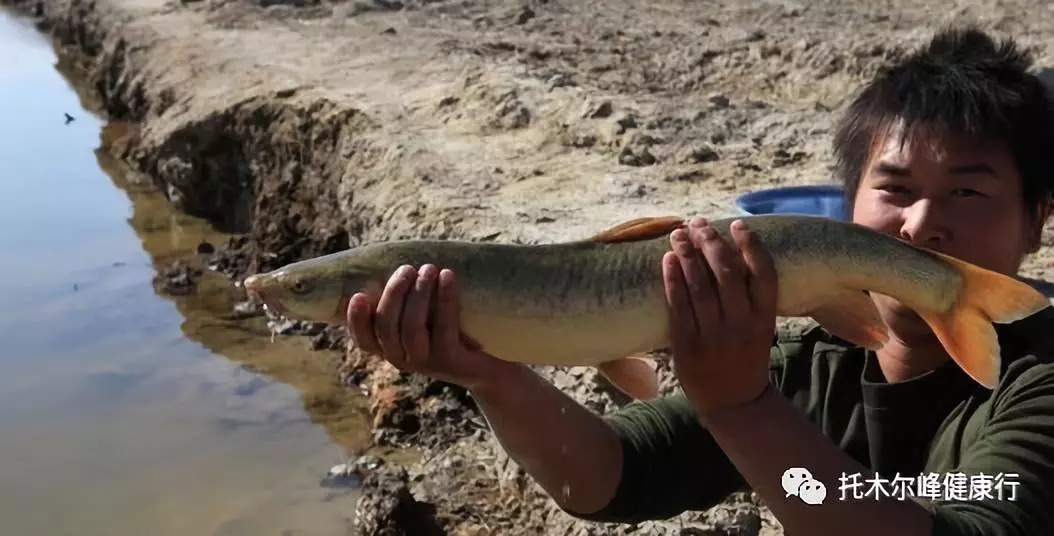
xmin=241 ymin=214 xmax=1050 ymax=399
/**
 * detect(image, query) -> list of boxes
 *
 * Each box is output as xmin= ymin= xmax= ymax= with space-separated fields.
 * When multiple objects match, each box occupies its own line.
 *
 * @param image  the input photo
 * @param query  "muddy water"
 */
xmin=0 ymin=11 xmax=377 ymax=535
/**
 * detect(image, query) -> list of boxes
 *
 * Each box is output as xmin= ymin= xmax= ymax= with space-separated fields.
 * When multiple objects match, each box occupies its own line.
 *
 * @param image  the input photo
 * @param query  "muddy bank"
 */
xmin=10 ymin=0 xmax=1054 ymax=533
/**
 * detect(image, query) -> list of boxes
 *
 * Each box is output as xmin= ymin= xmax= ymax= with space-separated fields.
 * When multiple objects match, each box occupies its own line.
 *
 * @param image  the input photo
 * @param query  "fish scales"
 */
xmin=365 ymin=239 xmax=667 ymax=316
xmin=707 ymin=217 xmax=962 ymax=314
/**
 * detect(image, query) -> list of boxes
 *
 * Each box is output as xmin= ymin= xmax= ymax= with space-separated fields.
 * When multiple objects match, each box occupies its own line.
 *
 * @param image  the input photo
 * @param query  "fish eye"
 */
xmin=290 ymin=279 xmax=311 ymax=294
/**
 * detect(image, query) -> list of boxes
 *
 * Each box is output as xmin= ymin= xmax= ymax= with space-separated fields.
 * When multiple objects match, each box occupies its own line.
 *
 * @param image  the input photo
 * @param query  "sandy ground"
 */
xmin=8 ymin=0 xmax=1054 ymax=533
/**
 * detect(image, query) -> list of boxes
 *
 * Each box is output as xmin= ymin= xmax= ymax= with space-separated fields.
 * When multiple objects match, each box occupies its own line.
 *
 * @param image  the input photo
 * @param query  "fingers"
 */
xmin=374 ymin=265 xmax=417 ymax=364
xmin=347 ymin=265 xmax=468 ymax=373
xmin=432 ymin=268 xmax=463 ymax=353
xmin=671 ymin=223 xmax=720 ymax=334
xmin=663 ymin=250 xmax=698 ymax=356
xmin=693 ymin=219 xmax=751 ymax=324
xmin=731 ymin=220 xmax=779 ymax=316
xmin=401 ymin=264 xmax=439 ymax=365
xmin=347 ymin=292 xmax=381 ymax=355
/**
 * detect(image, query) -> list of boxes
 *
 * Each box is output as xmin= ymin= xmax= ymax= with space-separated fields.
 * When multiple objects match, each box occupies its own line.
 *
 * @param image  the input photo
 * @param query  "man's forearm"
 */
xmin=703 ymin=385 xmax=935 ymax=536
xmin=470 ymin=364 xmax=624 ymax=515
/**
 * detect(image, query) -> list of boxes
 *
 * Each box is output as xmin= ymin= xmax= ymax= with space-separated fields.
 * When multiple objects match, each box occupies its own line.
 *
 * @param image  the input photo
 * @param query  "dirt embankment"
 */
xmin=9 ymin=0 xmax=1054 ymax=534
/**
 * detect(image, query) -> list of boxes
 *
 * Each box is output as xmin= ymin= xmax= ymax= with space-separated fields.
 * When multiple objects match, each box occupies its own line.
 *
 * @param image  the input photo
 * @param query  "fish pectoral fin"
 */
xmin=915 ymin=251 xmax=1050 ymax=389
xmin=809 ymin=290 xmax=890 ymax=350
xmin=597 ymin=356 xmax=660 ymax=400
xmin=590 ymin=216 xmax=686 ymax=244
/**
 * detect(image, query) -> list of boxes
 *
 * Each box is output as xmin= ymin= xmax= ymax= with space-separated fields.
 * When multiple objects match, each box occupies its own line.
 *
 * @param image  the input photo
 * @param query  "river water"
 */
xmin=0 ymin=10 xmax=373 ymax=535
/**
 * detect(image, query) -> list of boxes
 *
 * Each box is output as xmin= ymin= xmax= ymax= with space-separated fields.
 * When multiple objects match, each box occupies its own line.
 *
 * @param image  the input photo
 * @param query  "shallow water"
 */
xmin=0 ymin=11 xmax=374 ymax=535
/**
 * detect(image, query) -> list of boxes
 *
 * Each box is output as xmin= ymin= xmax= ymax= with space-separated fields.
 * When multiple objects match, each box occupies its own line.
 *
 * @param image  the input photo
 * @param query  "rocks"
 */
xmin=618 ymin=145 xmax=655 ymax=166
xmin=678 ymin=144 xmax=720 ymax=164
xmin=154 ymin=260 xmax=202 ymax=295
xmin=771 ymin=149 xmax=809 ymax=167
xmin=515 ymin=5 xmax=534 ymax=25
xmin=581 ymin=99 xmax=613 ymax=119
xmin=310 ymin=325 xmax=347 ymax=351
xmin=231 ymin=299 xmax=264 ymax=318
xmin=195 ymin=241 xmax=215 ymax=254
xmin=618 ymin=132 xmax=660 ymax=166
xmin=353 ymin=458 xmax=444 ymax=536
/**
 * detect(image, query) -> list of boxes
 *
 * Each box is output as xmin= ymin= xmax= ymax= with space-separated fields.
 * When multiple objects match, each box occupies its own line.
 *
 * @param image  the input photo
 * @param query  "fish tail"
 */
xmin=916 ymin=252 xmax=1050 ymax=389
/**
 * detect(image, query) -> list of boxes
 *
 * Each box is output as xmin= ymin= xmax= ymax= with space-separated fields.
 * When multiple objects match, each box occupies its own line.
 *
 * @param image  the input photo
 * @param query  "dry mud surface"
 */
xmin=9 ymin=0 xmax=1054 ymax=534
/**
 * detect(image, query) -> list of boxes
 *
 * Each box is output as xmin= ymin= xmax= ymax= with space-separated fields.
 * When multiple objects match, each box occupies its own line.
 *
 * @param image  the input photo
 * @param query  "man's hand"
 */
xmin=662 ymin=217 xmax=780 ymax=418
xmin=346 ymin=264 xmax=522 ymax=391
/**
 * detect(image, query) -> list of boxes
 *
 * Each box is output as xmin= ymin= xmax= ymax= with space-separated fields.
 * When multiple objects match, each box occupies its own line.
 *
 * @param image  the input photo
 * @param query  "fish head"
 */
xmin=242 ymin=254 xmax=383 ymax=325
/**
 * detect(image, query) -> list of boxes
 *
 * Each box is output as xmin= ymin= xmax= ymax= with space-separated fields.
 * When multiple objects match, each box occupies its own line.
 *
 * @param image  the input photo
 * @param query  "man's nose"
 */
xmin=899 ymin=200 xmax=950 ymax=246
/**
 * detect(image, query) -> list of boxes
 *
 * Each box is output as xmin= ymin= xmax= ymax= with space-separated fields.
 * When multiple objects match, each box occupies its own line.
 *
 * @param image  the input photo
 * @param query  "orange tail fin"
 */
xmin=917 ymin=251 xmax=1050 ymax=389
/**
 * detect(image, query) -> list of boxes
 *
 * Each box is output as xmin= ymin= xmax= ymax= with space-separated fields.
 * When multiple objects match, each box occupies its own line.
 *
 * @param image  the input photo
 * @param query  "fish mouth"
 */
xmin=243 ymin=276 xmax=285 ymax=316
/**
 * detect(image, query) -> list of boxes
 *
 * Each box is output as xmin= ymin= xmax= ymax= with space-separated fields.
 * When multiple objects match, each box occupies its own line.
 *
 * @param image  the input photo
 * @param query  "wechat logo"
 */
xmin=782 ymin=467 xmax=827 ymax=505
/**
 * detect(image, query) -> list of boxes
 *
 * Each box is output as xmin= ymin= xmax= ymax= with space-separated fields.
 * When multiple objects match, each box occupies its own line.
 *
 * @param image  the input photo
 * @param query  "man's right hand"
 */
xmin=345 ymin=263 xmax=523 ymax=391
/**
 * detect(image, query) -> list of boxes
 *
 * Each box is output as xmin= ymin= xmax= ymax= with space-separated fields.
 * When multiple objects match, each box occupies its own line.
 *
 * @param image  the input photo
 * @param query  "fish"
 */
xmin=241 ymin=214 xmax=1051 ymax=399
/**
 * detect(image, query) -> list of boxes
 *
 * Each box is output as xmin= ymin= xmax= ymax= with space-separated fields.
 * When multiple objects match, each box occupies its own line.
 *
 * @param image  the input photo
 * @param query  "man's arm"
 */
xmin=468 ymin=363 xmax=624 ymax=515
xmin=702 ymin=384 xmax=936 ymax=536
xmin=699 ymin=354 xmax=1054 ymax=536
xmin=470 ymin=364 xmax=747 ymax=522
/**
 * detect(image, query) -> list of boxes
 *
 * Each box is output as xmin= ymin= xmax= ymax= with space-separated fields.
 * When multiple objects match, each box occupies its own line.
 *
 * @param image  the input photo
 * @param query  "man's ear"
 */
xmin=1028 ymin=195 xmax=1052 ymax=253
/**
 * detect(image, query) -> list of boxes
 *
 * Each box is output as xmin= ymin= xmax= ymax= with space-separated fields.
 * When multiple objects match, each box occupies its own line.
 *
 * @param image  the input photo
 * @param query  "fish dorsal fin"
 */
xmin=590 ymin=216 xmax=685 ymax=243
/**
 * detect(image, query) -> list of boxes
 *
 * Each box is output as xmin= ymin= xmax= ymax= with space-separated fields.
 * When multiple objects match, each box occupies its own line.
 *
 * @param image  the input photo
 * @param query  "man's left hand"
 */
xmin=662 ymin=217 xmax=780 ymax=419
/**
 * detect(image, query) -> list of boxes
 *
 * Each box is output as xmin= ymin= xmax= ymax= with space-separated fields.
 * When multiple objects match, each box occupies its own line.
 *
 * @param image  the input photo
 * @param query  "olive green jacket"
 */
xmin=573 ymin=307 xmax=1054 ymax=535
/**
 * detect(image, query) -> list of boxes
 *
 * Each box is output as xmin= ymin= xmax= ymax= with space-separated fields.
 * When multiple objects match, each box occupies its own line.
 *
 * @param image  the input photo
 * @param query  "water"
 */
xmin=0 ymin=11 xmax=378 ymax=535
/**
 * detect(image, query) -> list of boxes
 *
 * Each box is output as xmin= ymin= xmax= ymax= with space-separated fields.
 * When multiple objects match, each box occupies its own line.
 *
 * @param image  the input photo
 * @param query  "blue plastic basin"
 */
xmin=734 ymin=185 xmax=847 ymax=220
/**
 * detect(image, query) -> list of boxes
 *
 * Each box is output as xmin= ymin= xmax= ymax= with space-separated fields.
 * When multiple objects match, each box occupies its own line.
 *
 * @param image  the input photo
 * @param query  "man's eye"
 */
xmin=952 ymin=188 xmax=985 ymax=197
xmin=878 ymin=184 xmax=908 ymax=194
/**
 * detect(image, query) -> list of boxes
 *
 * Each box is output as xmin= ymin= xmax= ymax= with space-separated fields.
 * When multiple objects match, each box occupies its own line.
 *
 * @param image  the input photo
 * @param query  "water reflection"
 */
xmin=0 ymin=9 xmax=375 ymax=535
xmin=93 ymin=129 xmax=375 ymax=450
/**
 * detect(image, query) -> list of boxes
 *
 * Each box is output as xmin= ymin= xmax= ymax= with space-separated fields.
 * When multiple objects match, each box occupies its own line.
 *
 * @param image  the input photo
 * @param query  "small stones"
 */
xmin=620 ymin=180 xmax=655 ymax=198
xmin=582 ymin=99 xmax=613 ymax=119
xmin=677 ymin=144 xmax=720 ymax=164
xmin=515 ymin=5 xmax=535 ymax=24
xmin=232 ymin=299 xmax=264 ymax=318
xmin=618 ymin=145 xmax=656 ymax=166
xmin=708 ymin=94 xmax=731 ymax=108
xmin=614 ymin=114 xmax=638 ymax=134
xmin=490 ymin=91 xmax=531 ymax=130
xmin=772 ymin=149 xmax=808 ymax=167
xmin=665 ymin=169 xmax=711 ymax=183
xmin=569 ymin=133 xmax=597 ymax=148
xmin=618 ymin=132 xmax=660 ymax=166
xmin=546 ymin=72 xmax=576 ymax=89
xmin=155 ymin=260 xmax=202 ymax=296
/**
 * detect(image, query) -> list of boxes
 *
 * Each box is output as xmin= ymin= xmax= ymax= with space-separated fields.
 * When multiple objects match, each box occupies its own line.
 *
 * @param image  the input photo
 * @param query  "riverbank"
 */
xmin=9 ymin=0 xmax=1054 ymax=533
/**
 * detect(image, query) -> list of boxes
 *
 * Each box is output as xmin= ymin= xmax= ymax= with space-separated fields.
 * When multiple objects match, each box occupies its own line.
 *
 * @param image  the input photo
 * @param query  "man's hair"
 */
xmin=833 ymin=26 xmax=1054 ymax=218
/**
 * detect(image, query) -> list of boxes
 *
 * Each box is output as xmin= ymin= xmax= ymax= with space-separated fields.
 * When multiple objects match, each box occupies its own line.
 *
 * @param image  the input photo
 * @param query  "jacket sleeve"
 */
xmin=564 ymin=341 xmax=794 ymax=524
xmin=563 ymin=392 xmax=747 ymax=523
xmin=929 ymin=359 xmax=1054 ymax=536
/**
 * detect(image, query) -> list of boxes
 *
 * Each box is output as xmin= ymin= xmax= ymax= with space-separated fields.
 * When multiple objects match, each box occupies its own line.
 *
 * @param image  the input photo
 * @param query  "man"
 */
xmin=346 ymin=26 xmax=1054 ymax=536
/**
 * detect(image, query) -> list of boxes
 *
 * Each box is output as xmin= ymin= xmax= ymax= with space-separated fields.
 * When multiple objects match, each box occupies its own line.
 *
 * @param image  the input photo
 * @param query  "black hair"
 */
xmin=833 ymin=26 xmax=1054 ymax=219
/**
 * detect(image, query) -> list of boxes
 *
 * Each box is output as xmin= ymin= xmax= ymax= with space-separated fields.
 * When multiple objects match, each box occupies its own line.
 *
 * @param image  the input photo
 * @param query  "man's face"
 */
xmin=850 ymin=121 xmax=1044 ymax=332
